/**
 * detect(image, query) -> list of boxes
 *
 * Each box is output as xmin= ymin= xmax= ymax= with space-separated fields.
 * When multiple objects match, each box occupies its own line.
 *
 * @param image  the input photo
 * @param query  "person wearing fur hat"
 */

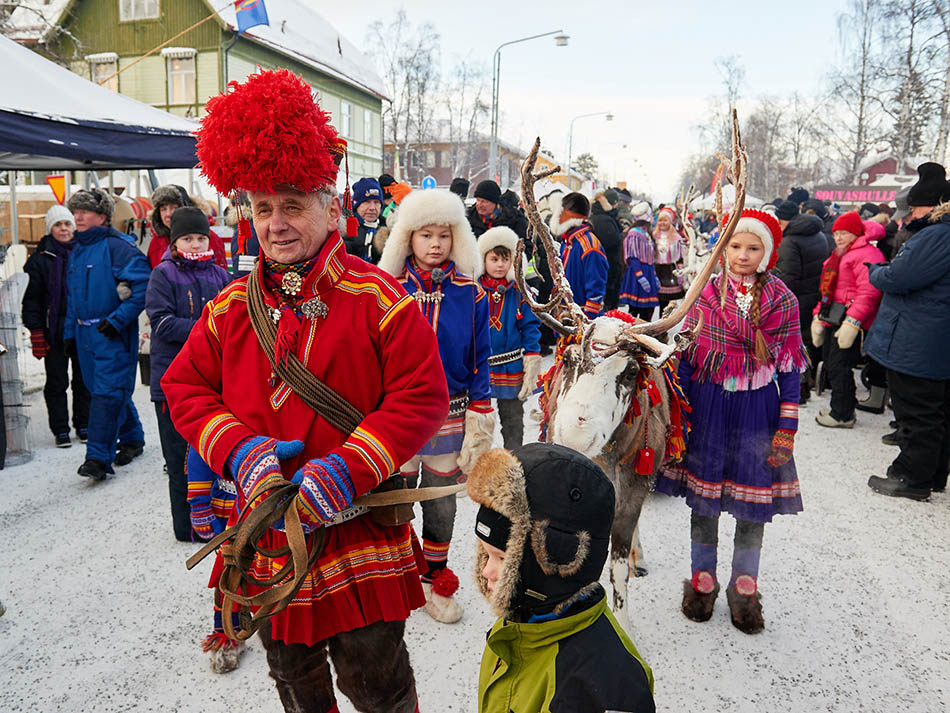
xmin=866 ymin=162 xmax=950 ymax=501
xmin=147 ymin=185 xmax=227 ymax=270
xmin=449 ymin=177 xmax=470 ymax=200
xmin=653 ymin=205 xmax=687 ymax=310
xmin=468 ymin=444 xmax=655 ymax=712
xmin=552 ymin=191 xmax=609 ymax=318
xmin=146 ymin=206 xmax=231 ymax=542
xmin=22 ymin=205 xmax=90 ymax=447
xmin=655 ymin=209 xmax=809 ymax=634
xmin=467 ymin=179 xmax=528 ymax=240
xmin=811 ymin=211 xmax=884 ymax=428
xmin=63 ymin=189 xmax=150 ymax=481
xmin=476 ymin=227 xmax=541 ymax=450
xmin=161 ymin=69 xmax=448 ymax=713
xmin=618 ymin=212 xmax=660 ymax=320
xmin=378 ymin=188 xmax=494 ymax=624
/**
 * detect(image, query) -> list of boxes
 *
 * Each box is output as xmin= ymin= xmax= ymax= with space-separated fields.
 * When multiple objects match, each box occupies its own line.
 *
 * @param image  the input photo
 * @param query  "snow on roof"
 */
xmin=4 ymin=0 xmax=387 ymax=101
xmin=3 ymin=0 xmax=73 ymax=42
xmin=214 ymin=0 xmax=388 ymax=101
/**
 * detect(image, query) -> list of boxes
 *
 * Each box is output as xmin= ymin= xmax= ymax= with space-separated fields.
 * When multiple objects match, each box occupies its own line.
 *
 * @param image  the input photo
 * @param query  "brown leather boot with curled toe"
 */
xmin=681 ymin=574 xmax=719 ymax=623
xmin=726 ymin=578 xmax=765 ymax=634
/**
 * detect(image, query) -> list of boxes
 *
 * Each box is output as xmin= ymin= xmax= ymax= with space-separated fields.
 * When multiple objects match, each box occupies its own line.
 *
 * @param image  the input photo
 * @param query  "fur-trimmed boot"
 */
xmin=421 ymin=567 xmax=463 ymax=624
xmin=726 ymin=576 xmax=764 ymax=634
xmin=681 ymin=572 xmax=719 ymax=623
xmin=203 ymin=632 xmax=246 ymax=673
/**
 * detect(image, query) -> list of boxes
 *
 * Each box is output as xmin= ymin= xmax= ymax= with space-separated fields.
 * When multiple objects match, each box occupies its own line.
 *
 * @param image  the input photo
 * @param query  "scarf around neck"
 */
xmin=47 ymin=237 xmax=75 ymax=343
xmin=684 ymin=273 xmax=809 ymax=391
xmin=263 ymin=255 xmax=320 ymax=364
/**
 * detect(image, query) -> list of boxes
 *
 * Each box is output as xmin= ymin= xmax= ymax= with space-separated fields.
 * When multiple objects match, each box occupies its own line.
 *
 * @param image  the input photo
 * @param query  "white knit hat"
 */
xmin=45 ymin=205 xmax=74 ymax=234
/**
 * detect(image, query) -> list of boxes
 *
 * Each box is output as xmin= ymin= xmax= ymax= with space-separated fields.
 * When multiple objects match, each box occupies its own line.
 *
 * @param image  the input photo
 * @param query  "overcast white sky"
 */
xmin=322 ymin=0 xmax=844 ymax=198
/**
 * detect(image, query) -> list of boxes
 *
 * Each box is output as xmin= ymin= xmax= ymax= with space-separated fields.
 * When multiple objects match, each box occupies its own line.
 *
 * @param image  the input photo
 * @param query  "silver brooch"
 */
xmin=270 ymin=307 xmax=281 ymax=323
xmin=301 ymin=298 xmax=329 ymax=320
xmin=281 ymin=272 xmax=303 ymax=296
xmin=413 ymin=291 xmax=443 ymax=305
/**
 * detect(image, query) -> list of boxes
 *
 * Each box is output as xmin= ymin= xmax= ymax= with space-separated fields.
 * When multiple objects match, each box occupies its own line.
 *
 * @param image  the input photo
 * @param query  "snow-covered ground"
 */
xmin=1 ymin=356 xmax=947 ymax=712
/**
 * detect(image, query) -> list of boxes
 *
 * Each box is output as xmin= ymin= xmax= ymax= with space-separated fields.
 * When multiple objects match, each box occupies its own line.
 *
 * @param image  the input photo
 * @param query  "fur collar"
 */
xmin=554 ymin=217 xmax=585 ymax=237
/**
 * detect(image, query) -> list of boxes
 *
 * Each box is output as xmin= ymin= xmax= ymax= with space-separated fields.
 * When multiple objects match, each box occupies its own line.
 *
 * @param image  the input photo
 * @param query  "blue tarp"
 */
xmin=0 ymin=36 xmax=198 ymax=170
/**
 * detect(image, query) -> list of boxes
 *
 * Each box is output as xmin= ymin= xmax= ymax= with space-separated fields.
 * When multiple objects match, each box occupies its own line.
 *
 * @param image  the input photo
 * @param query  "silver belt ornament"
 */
xmin=488 ymin=348 xmax=523 ymax=367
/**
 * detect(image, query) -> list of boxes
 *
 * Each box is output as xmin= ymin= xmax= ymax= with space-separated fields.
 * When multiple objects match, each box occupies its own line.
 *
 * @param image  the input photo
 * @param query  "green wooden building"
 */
xmin=7 ymin=0 xmax=387 ymax=182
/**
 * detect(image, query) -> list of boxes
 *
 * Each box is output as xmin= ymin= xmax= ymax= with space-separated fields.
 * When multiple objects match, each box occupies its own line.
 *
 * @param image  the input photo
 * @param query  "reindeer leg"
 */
xmin=610 ymin=497 xmax=638 ymax=636
xmin=625 ymin=475 xmax=652 ymax=577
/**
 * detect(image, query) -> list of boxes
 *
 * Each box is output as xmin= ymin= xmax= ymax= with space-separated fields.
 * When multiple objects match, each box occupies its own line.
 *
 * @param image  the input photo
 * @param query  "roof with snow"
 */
xmin=215 ymin=0 xmax=387 ymax=101
xmin=4 ymin=0 xmax=387 ymax=101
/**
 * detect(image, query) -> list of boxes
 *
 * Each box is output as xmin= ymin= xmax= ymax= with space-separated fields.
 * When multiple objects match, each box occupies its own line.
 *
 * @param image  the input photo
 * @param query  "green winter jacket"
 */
xmin=477 ymin=592 xmax=655 ymax=713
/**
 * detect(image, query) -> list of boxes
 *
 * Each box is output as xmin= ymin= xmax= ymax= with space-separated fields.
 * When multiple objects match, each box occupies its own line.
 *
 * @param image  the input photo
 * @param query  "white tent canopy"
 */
xmin=692 ymin=184 xmax=764 ymax=211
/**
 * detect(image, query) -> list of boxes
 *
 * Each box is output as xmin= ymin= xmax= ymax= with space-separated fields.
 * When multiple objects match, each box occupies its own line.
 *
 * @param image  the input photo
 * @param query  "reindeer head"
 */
xmin=519 ymin=112 xmax=747 ymax=459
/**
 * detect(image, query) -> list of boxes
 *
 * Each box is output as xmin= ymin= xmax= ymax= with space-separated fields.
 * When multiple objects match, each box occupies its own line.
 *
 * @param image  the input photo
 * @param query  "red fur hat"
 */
xmin=196 ymin=68 xmax=342 ymax=195
xmin=723 ymin=208 xmax=783 ymax=272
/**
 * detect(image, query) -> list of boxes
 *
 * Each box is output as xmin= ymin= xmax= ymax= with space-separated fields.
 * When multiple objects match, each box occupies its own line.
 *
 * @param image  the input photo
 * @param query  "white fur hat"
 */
xmin=477 ymin=226 xmax=522 ymax=282
xmin=378 ymin=189 xmax=481 ymax=278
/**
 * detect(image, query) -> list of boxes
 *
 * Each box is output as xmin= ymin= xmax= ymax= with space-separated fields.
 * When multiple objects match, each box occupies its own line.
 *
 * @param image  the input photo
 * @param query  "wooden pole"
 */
xmin=98 ymin=8 xmax=222 ymax=86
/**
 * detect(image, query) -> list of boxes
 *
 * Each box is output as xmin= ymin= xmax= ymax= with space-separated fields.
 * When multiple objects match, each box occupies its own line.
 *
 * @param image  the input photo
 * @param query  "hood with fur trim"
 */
xmin=378 ymin=189 xmax=481 ymax=278
xmin=150 ymin=185 xmax=192 ymax=238
xmin=477 ymin=226 xmax=522 ymax=282
xmin=468 ymin=444 xmax=614 ymax=621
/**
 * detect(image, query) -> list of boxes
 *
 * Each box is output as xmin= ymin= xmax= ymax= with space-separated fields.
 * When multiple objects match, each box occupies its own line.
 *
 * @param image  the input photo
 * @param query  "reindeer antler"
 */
xmin=625 ymin=109 xmax=747 ymax=338
xmin=516 ymin=138 xmax=590 ymax=337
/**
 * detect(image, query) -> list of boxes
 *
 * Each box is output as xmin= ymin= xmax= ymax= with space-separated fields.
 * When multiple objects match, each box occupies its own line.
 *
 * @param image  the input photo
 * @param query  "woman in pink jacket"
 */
xmin=811 ymin=211 xmax=885 ymax=427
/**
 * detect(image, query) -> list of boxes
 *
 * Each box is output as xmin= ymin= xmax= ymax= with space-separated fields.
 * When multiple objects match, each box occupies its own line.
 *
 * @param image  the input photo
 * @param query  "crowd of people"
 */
xmin=16 ymin=66 xmax=949 ymax=712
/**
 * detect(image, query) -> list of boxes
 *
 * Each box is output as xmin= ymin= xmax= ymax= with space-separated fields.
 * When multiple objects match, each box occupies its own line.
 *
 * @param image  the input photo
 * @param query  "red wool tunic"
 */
xmin=162 ymin=232 xmax=449 ymax=645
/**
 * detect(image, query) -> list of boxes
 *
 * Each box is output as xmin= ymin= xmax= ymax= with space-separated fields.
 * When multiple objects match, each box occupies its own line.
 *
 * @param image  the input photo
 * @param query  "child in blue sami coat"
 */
xmin=550 ymin=192 xmax=609 ymax=318
xmin=379 ymin=189 xmax=495 ymax=625
xmin=477 ymin=226 xmax=542 ymax=450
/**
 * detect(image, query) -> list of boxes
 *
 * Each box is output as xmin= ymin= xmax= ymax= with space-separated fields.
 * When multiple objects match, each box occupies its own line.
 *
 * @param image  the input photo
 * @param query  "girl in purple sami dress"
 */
xmin=655 ymin=208 xmax=809 ymax=634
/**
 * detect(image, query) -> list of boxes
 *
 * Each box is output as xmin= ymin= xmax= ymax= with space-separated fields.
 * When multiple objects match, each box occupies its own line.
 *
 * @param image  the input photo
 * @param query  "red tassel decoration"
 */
xmin=346 ymin=214 xmax=359 ymax=238
xmin=431 ymin=567 xmax=460 ymax=597
xmin=635 ymin=447 xmax=655 ymax=476
xmin=237 ymin=216 xmax=252 ymax=255
xmin=274 ymin=306 xmax=302 ymax=365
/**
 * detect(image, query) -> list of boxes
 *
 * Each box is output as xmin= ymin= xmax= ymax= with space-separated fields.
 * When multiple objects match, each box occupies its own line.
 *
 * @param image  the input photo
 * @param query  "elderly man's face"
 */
xmin=356 ymin=199 xmax=382 ymax=223
xmin=249 ymin=187 xmax=341 ymax=264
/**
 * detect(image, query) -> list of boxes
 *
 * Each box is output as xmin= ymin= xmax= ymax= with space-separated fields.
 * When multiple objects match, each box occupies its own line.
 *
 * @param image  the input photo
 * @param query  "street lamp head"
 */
xmin=554 ymin=33 xmax=570 ymax=46
xmin=606 ymin=112 xmax=614 ymax=121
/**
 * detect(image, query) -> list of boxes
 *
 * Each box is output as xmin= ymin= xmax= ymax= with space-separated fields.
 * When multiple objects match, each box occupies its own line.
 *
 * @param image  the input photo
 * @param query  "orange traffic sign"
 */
xmin=46 ymin=175 xmax=66 ymax=205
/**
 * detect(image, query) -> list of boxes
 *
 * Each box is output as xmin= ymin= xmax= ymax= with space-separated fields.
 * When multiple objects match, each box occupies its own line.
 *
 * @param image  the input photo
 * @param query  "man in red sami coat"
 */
xmin=162 ymin=69 xmax=448 ymax=713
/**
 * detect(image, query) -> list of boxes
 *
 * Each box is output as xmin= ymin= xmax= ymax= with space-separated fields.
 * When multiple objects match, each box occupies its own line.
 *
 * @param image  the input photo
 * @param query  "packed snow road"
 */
xmin=0 ymin=367 xmax=946 ymax=712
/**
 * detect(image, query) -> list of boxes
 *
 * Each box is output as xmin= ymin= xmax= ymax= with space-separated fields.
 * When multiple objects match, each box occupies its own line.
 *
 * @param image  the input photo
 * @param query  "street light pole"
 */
xmin=567 ymin=111 xmax=613 ymax=190
xmin=489 ymin=30 xmax=568 ymax=184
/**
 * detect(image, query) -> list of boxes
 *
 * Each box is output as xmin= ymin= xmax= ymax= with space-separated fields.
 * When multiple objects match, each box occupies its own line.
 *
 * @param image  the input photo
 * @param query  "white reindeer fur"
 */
xmin=377 ymin=189 xmax=481 ymax=278
xmin=477 ymin=226 xmax=527 ymax=282
xmin=550 ymin=317 xmax=639 ymax=459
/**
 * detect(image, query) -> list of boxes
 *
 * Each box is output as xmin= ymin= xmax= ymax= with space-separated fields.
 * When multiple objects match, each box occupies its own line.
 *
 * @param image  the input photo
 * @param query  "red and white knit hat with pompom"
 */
xmin=723 ymin=208 xmax=783 ymax=272
xmin=196 ymin=68 xmax=344 ymax=195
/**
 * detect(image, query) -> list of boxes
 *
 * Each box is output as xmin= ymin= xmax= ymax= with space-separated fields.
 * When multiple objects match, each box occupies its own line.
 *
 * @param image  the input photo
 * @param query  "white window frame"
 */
xmin=119 ymin=0 xmax=160 ymax=22
xmin=363 ymin=108 xmax=373 ymax=144
xmin=340 ymin=101 xmax=352 ymax=137
xmin=162 ymin=48 xmax=197 ymax=107
xmin=86 ymin=52 xmax=119 ymax=92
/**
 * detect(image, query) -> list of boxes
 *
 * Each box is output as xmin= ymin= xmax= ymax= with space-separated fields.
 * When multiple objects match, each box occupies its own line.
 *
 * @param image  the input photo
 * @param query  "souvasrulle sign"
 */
xmin=813 ymin=187 xmax=898 ymax=203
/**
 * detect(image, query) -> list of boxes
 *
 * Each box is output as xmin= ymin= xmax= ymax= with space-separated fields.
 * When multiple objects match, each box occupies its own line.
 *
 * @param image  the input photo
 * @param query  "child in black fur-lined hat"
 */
xmin=467 ymin=443 xmax=655 ymax=713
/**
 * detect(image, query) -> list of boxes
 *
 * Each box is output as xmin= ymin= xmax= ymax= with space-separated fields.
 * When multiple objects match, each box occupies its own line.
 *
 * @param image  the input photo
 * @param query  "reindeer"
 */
xmin=514 ymin=113 xmax=748 ymax=633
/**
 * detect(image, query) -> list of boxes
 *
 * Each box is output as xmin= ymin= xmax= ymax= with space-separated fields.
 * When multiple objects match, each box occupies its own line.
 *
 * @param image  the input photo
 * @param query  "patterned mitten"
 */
xmin=767 ymin=429 xmax=796 ymax=468
xmin=636 ymin=272 xmax=651 ymax=292
xmin=228 ymin=436 xmax=305 ymax=511
xmin=291 ymin=454 xmax=355 ymax=531
xmin=30 ymin=330 xmax=48 ymax=359
xmin=834 ymin=317 xmax=861 ymax=350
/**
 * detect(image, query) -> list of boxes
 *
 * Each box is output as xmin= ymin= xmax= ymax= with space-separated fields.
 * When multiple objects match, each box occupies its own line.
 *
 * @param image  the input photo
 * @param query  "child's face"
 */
xmin=726 ymin=231 xmax=764 ymax=276
xmin=411 ymin=224 xmax=453 ymax=270
xmin=176 ymin=233 xmax=210 ymax=253
xmin=484 ymin=250 xmax=511 ymax=280
xmin=480 ymin=541 xmax=506 ymax=592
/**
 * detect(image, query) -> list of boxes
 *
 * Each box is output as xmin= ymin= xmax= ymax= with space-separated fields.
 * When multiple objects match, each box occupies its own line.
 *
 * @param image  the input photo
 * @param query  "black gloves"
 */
xmin=97 ymin=320 xmax=120 ymax=340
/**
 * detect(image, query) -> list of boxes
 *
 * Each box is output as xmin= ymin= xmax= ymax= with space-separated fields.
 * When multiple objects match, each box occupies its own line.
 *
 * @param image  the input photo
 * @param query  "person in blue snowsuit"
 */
xmin=477 ymin=226 xmax=541 ymax=450
xmin=552 ymin=192 xmax=609 ymax=318
xmin=379 ymin=188 xmax=496 ymax=625
xmin=64 ymin=189 xmax=151 ymax=481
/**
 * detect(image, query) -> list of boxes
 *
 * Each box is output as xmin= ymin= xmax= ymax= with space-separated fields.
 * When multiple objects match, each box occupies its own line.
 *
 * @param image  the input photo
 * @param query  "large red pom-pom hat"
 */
xmin=723 ymin=208 xmax=784 ymax=272
xmin=195 ymin=68 xmax=344 ymax=195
